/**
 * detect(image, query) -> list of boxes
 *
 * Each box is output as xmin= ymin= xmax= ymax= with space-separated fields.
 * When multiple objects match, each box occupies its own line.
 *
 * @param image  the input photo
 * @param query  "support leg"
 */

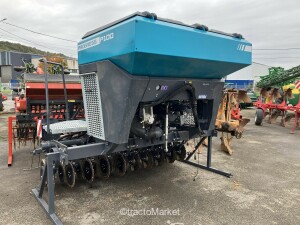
xmin=38 ymin=160 xmax=47 ymax=198
xmin=32 ymin=152 xmax=62 ymax=225
xmin=8 ymin=116 xmax=16 ymax=166
xmin=47 ymin=154 xmax=55 ymax=214
xmin=185 ymin=136 xmax=207 ymax=161
xmin=182 ymin=136 xmax=232 ymax=178
xmin=291 ymin=112 xmax=299 ymax=134
xmin=207 ymin=136 xmax=212 ymax=167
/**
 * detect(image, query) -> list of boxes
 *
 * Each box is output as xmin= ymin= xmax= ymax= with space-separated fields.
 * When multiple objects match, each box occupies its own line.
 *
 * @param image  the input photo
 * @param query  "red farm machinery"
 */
xmin=254 ymin=66 xmax=300 ymax=134
xmin=7 ymin=59 xmax=84 ymax=166
xmin=0 ymin=92 xmax=8 ymax=111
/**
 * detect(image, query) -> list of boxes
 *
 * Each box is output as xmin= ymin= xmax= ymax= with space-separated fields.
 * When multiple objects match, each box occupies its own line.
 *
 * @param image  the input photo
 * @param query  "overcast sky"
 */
xmin=0 ymin=0 xmax=299 ymax=69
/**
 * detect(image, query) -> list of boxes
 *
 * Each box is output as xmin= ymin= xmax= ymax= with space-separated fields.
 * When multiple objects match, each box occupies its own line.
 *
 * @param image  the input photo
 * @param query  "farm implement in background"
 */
xmin=254 ymin=66 xmax=300 ymax=134
xmin=187 ymin=89 xmax=251 ymax=155
xmin=215 ymin=89 xmax=251 ymax=155
xmin=7 ymin=59 xmax=84 ymax=166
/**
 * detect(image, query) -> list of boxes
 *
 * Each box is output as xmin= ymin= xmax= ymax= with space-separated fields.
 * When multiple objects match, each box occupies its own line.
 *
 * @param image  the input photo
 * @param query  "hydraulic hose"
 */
xmin=143 ymin=83 xmax=204 ymax=136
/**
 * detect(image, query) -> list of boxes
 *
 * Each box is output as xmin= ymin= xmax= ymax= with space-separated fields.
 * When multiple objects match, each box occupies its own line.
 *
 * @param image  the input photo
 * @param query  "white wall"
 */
xmin=66 ymin=58 xmax=79 ymax=74
xmin=225 ymin=62 xmax=271 ymax=90
xmin=226 ymin=64 xmax=253 ymax=80
xmin=66 ymin=58 xmax=78 ymax=70
xmin=0 ymin=65 xmax=12 ymax=83
xmin=252 ymin=63 xmax=271 ymax=83
xmin=32 ymin=57 xmax=79 ymax=74
xmin=226 ymin=62 xmax=271 ymax=81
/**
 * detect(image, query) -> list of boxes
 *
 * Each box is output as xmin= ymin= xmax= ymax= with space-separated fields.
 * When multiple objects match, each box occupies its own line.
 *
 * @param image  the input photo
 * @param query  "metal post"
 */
xmin=207 ymin=136 xmax=212 ymax=168
xmin=7 ymin=116 xmax=16 ymax=166
xmin=43 ymin=61 xmax=69 ymax=120
xmin=185 ymin=136 xmax=207 ymax=161
xmin=60 ymin=65 xmax=69 ymax=120
xmin=38 ymin=162 xmax=47 ymax=198
xmin=47 ymin=154 xmax=55 ymax=214
xmin=43 ymin=59 xmax=50 ymax=134
xmin=165 ymin=103 xmax=169 ymax=152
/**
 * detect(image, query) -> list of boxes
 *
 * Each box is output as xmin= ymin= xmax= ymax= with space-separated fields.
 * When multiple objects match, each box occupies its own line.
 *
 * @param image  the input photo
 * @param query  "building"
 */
xmin=66 ymin=57 xmax=79 ymax=74
xmin=225 ymin=62 xmax=271 ymax=90
xmin=0 ymin=51 xmax=41 ymax=83
xmin=0 ymin=50 xmax=79 ymax=87
xmin=31 ymin=56 xmax=79 ymax=74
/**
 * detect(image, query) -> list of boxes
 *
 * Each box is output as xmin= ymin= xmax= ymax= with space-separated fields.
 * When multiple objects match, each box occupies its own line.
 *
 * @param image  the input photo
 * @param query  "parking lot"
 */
xmin=0 ymin=98 xmax=299 ymax=225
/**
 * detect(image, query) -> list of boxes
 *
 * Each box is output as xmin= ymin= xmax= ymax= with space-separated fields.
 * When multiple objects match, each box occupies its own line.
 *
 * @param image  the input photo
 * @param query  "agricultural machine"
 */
xmin=7 ymin=12 xmax=251 ymax=224
xmin=7 ymin=60 xmax=84 ymax=166
xmin=254 ymin=66 xmax=300 ymax=133
xmin=214 ymin=89 xmax=250 ymax=155
xmin=0 ymin=92 xmax=8 ymax=111
xmin=12 ymin=58 xmax=37 ymax=99
xmin=189 ymin=89 xmax=251 ymax=155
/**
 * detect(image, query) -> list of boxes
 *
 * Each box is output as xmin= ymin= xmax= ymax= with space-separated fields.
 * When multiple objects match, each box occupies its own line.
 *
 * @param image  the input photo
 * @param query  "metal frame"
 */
xmin=32 ymin=59 xmax=81 ymax=224
xmin=32 ymin=142 xmax=110 ymax=225
xmin=32 ymin=152 xmax=62 ymax=225
xmin=40 ymin=58 xmax=70 ymax=130
xmin=33 ymin=134 xmax=232 ymax=225
xmin=42 ymin=59 xmax=50 ymax=133
xmin=181 ymin=136 xmax=232 ymax=178
xmin=80 ymin=72 xmax=105 ymax=140
xmin=254 ymin=91 xmax=300 ymax=134
xmin=30 ymin=58 xmax=231 ymax=225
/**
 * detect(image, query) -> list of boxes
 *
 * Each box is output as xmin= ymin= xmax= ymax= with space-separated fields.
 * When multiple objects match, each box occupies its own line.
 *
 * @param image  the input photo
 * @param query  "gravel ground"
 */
xmin=0 ymin=101 xmax=299 ymax=225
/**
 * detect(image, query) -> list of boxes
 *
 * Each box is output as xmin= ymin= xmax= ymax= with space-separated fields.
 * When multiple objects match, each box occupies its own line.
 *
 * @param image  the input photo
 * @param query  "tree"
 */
xmin=38 ymin=56 xmax=68 ymax=74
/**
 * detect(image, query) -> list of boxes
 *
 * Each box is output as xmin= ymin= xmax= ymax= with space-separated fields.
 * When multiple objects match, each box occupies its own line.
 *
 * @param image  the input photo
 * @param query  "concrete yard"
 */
xmin=0 ymin=100 xmax=299 ymax=225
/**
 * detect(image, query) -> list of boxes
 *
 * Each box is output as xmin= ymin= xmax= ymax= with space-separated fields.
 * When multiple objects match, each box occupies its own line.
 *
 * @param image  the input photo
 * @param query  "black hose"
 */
xmin=143 ymin=83 xmax=204 ymax=135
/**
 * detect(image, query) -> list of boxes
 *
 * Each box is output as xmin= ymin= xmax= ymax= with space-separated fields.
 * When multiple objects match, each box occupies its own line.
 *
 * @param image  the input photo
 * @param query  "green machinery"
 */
xmin=256 ymin=66 xmax=300 ymax=105
xmin=257 ymin=66 xmax=300 ymax=88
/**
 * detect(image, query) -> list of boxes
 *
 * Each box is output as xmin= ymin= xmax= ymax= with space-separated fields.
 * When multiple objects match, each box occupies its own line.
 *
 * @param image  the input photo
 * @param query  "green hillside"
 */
xmin=0 ymin=41 xmax=66 ymax=57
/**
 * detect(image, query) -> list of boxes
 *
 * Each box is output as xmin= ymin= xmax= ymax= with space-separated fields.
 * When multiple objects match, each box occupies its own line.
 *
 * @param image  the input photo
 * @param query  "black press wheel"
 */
xmin=155 ymin=149 xmax=166 ymax=166
xmin=98 ymin=155 xmax=111 ymax=179
xmin=255 ymin=108 xmax=264 ymax=126
xmin=144 ymin=151 xmax=154 ymax=169
xmin=57 ymin=163 xmax=65 ymax=184
xmin=133 ymin=153 xmax=143 ymax=171
xmin=176 ymin=145 xmax=187 ymax=161
xmin=166 ymin=148 xmax=176 ymax=163
xmin=82 ymin=158 xmax=95 ymax=183
xmin=65 ymin=162 xmax=76 ymax=188
xmin=113 ymin=153 xmax=127 ymax=176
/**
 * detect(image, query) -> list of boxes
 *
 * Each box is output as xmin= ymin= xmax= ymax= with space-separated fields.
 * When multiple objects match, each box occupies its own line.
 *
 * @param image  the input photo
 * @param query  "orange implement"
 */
xmin=8 ymin=116 xmax=16 ymax=166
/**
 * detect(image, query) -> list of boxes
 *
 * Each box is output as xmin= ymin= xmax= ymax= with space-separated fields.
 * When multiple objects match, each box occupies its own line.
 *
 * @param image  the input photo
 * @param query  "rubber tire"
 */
xmin=255 ymin=109 xmax=264 ymax=126
xmin=81 ymin=159 xmax=94 ymax=183
xmin=57 ymin=164 xmax=65 ymax=184
xmin=65 ymin=162 xmax=76 ymax=188
xmin=166 ymin=148 xmax=176 ymax=163
xmin=176 ymin=145 xmax=187 ymax=161
xmin=98 ymin=155 xmax=111 ymax=179
xmin=113 ymin=153 xmax=127 ymax=176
